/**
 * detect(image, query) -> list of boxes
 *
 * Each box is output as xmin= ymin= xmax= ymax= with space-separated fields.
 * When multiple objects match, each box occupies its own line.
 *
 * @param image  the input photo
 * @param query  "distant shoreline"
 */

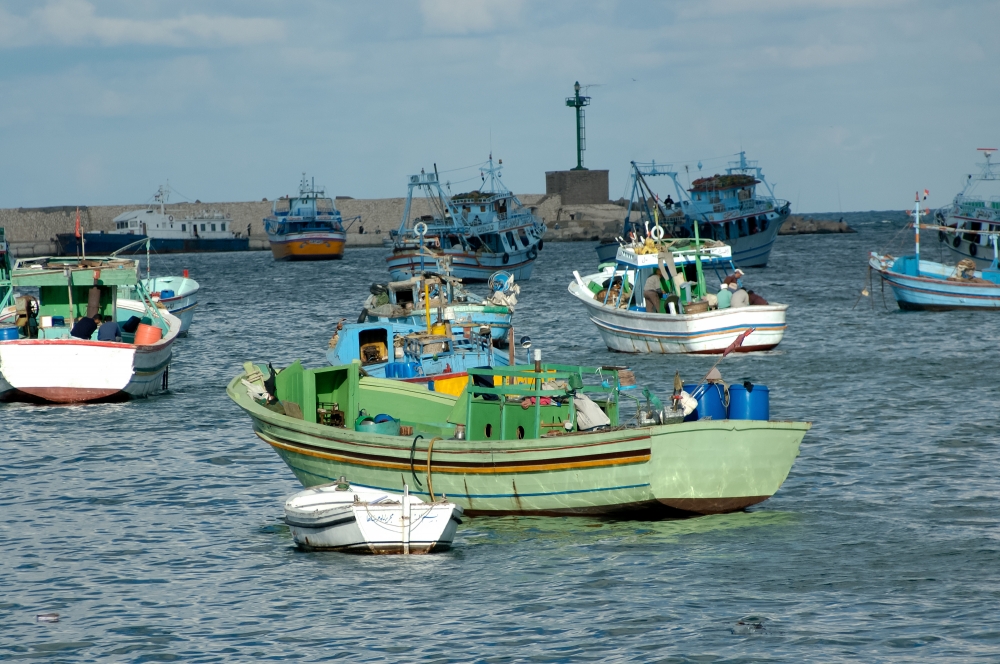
xmin=1 ymin=198 xmax=889 ymax=257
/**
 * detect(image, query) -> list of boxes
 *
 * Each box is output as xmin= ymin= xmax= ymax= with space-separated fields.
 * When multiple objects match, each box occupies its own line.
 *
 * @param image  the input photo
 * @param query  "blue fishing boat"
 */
xmin=870 ymin=193 xmax=1000 ymax=310
xmin=362 ymin=270 xmax=516 ymax=345
xmin=596 ymin=153 xmax=790 ymax=268
xmin=56 ymin=186 xmax=249 ymax=255
xmin=386 ymin=157 xmax=547 ymax=282
xmin=933 ymin=148 xmax=1000 ymax=269
xmin=327 ymin=321 xmax=508 ymax=397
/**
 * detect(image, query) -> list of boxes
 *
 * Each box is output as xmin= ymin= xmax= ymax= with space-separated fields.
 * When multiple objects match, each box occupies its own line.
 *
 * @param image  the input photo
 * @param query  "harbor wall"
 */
xmin=1 ymin=196 xmax=851 ymax=258
xmin=0 ymin=193 xmax=619 ymax=256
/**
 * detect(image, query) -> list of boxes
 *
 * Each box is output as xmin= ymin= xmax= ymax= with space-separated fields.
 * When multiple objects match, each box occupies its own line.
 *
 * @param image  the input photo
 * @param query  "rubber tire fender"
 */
xmin=502 ymin=253 xmax=510 ymax=264
xmin=969 ymin=242 xmax=978 ymax=257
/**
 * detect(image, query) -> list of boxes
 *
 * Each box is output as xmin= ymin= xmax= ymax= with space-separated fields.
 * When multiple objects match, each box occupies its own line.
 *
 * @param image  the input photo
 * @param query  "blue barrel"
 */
xmin=0 ymin=326 xmax=19 ymax=340
xmin=682 ymin=382 xmax=728 ymax=421
xmin=728 ymin=383 xmax=769 ymax=420
xmin=160 ymin=289 xmax=175 ymax=299
xmin=384 ymin=363 xmax=399 ymax=378
xmin=356 ymin=417 xmax=400 ymax=436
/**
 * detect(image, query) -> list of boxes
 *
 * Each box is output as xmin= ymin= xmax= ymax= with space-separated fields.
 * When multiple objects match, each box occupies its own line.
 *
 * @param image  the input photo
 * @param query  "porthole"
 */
xmin=516 ymin=426 xmax=525 ymax=439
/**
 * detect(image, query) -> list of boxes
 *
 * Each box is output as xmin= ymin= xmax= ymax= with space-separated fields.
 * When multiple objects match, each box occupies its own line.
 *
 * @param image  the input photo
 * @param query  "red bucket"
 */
xmin=134 ymin=323 xmax=163 ymax=345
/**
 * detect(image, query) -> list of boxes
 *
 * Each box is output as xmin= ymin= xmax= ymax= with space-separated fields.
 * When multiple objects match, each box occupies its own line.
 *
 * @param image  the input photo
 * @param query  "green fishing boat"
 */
xmin=227 ymin=360 xmax=810 ymax=516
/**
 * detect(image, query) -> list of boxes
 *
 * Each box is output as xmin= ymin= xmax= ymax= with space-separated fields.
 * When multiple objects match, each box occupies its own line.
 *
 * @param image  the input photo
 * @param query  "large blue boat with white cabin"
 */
xmin=596 ymin=153 xmax=790 ymax=268
xmin=56 ymin=186 xmax=249 ymax=256
xmin=933 ymin=148 xmax=1000 ymax=270
xmin=386 ymin=157 xmax=547 ymax=282
xmin=870 ymin=193 xmax=1000 ymax=310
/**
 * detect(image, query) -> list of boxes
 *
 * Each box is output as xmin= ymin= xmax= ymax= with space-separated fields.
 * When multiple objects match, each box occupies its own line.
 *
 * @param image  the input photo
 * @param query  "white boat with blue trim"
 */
xmin=283 ymin=478 xmax=462 ymax=554
xmin=870 ymin=192 xmax=1000 ymax=311
xmin=571 ymin=238 xmax=787 ymax=354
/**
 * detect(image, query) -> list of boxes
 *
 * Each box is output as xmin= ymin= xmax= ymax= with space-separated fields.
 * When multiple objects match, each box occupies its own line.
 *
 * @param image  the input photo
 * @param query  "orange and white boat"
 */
xmin=264 ymin=174 xmax=356 ymax=261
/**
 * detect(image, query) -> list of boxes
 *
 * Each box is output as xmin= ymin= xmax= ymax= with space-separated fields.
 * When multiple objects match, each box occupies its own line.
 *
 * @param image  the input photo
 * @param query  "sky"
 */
xmin=0 ymin=0 xmax=996 ymax=212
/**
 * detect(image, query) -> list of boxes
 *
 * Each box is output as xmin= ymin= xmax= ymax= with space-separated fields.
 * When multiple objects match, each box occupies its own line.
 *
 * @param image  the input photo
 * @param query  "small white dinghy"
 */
xmin=283 ymin=478 xmax=463 ymax=554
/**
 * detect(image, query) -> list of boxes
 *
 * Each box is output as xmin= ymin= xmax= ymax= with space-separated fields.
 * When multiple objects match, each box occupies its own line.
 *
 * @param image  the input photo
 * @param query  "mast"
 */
xmin=565 ymin=81 xmax=591 ymax=171
xmin=913 ymin=192 xmax=921 ymax=274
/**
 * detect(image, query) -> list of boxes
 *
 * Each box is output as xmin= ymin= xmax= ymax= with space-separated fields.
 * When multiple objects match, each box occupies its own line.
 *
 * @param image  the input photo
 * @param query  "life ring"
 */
xmin=168 ymin=215 xmax=173 ymax=221
xmin=969 ymin=242 xmax=978 ymax=257
xmin=414 ymin=221 xmax=428 ymax=236
xmin=537 ymin=239 xmax=543 ymax=251
xmin=953 ymin=236 xmax=962 ymax=248
xmin=502 ymin=253 xmax=510 ymax=264
xmin=650 ymin=225 xmax=665 ymax=240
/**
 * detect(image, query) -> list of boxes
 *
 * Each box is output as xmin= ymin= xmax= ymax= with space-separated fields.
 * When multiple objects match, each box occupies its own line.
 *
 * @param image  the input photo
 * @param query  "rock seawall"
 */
xmin=779 ymin=215 xmax=855 ymax=235
xmin=3 ymin=196 xmax=862 ymax=256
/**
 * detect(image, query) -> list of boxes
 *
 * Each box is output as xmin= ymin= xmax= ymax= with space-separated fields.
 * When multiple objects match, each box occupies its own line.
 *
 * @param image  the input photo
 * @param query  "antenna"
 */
xmin=565 ymin=81 xmax=591 ymax=170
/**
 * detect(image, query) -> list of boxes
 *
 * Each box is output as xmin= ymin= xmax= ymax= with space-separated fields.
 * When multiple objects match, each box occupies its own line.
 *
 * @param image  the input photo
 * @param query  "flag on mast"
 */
xmin=74 ymin=207 xmax=81 ymax=238
xmin=722 ymin=327 xmax=755 ymax=357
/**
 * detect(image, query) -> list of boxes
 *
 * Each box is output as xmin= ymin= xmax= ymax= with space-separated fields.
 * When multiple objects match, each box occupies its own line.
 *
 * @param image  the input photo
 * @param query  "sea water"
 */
xmin=3 ymin=213 xmax=1000 ymax=661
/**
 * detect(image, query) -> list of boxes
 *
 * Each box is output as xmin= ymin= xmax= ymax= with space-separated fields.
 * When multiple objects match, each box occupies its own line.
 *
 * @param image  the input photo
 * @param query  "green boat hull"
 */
xmin=228 ymin=368 xmax=810 ymax=517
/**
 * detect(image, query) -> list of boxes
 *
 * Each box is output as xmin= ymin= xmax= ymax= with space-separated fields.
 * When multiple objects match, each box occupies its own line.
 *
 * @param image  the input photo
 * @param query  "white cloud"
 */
xmin=419 ymin=0 xmax=526 ymax=35
xmin=0 ymin=0 xmax=285 ymax=48
xmin=762 ymin=40 xmax=873 ymax=69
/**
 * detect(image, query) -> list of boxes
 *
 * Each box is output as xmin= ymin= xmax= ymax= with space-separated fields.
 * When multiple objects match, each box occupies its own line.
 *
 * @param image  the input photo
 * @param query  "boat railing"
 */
xmin=465 ymin=364 xmax=621 ymax=439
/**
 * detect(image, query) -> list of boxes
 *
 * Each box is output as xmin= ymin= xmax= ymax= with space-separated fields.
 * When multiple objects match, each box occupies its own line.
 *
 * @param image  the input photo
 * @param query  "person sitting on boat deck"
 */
xmin=722 ymin=269 xmax=745 ymax=289
xmin=730 ymin=287 xmax=750 ymax=308
xmin=665 ymin=194 xmax=675 ymax=208
xmin=70 ymin=313 xmax=102 ymax=340
xmin=747 ymin=290 xmax=769 ymax=306
xmin=716 ymin=283 xmax=732 ymax=309
xmin=98 ymin=315 xmax=122 ymax=342
xmin=644 ymin=272 xmax=664 ymax=313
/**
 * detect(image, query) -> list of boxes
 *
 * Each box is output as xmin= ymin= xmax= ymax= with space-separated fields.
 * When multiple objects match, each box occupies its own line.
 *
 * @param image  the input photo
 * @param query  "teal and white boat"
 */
xmin=362 ymin=271 xmax=515 ymax=345
xmin=870 ymin=192 xmax=1000 ymax=310
xmin=0 ymin=251 xmax=180 ymax=403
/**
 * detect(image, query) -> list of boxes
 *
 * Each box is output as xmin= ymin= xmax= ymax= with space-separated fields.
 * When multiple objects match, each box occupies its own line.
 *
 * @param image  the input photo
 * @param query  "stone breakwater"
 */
xmin=779 ymin=215 xmax=855 ymax=235
xmin=0 ymin=194 xmax=630 ymax=256
xmin=0 ymin=197 xmax=851 ymax=257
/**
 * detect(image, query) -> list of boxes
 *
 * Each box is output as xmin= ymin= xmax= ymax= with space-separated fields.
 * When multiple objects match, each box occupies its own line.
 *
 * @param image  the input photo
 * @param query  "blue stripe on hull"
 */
xmin=883 ymin=277 xmax=1000 ymax=310
xmin=591 ymin=318 xmax=785 ymax=340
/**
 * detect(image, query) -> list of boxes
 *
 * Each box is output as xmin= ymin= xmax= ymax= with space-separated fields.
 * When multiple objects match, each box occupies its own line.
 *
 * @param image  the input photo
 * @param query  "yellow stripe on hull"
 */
xmin=258 ymin=432 xmax=650 ymax=475
xmin=270 ymin=238 xmax=345 ymax=261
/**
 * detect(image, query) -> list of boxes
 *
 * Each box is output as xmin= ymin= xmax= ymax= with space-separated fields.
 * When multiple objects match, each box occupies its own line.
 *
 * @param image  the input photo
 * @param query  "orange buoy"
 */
xmin=134 ymin=323 xmax=163 ymax=345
